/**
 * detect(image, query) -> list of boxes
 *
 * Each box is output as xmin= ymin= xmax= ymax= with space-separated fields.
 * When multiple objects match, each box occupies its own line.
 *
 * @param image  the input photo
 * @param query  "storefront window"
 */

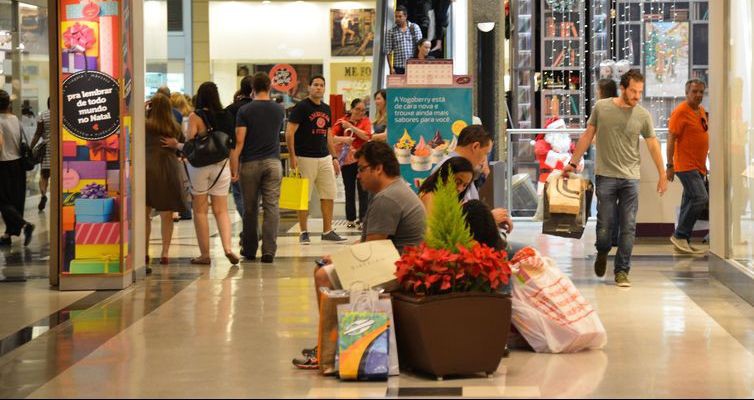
xmin=727 ymin=1 xmax=754 ymax=270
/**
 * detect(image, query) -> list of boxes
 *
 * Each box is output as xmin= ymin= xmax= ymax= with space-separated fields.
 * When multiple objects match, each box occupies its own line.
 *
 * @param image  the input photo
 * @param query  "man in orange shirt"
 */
xmin=667 ymin=79 xmax=709 ymax=253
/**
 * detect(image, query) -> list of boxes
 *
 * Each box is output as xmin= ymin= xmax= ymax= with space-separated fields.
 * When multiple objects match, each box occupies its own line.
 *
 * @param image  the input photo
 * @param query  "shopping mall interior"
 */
xmin=0 ymin=0 xmax=753 ymax=397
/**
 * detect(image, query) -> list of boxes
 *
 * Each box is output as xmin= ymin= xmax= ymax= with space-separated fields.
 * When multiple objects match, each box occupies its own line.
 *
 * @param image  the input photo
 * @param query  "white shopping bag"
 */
xmin=510 ymin=249 xmax=607 ymax=353
xmin=331 ymin=240 xmax=401 ymax=290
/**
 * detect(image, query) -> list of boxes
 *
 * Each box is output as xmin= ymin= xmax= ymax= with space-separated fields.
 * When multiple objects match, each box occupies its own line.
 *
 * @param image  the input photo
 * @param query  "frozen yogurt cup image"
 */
xmin=429 ymin=130 xmax=447 ymax=164
xmin=447 ymin=135 xmax=458 ymax=154
xmin=394 ymin=129 xmax=415 ymax=164
xmin=410 ymin=136 xmax=432 ymax=171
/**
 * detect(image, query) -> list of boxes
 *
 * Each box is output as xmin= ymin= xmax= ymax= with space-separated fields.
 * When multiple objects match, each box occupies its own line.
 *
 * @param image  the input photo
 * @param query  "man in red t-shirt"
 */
xmin=666 ymin=79 xmax=709 ymax=254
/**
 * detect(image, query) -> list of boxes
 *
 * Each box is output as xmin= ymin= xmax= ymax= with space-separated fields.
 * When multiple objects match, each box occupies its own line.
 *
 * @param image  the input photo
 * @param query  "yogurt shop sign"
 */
xmin=62 ymin=70 xmax=120 ymax=141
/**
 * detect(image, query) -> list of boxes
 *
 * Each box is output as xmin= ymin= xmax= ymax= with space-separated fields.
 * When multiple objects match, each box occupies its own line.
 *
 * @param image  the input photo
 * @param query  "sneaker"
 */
xmin=38 ymin=195 xmax=47 ymax=211
xmin=615 ymin=272 xmax=631 ymax=287
xmin=261 ymin=254 xmax=274 ymax=263
xmin=23 ymin=224 xmax=35 ymax=247
xmin=670 ymin=235 xmax=695 ymax=254
xmin=292 ymin=354 xmax=319 ymax=370
xmin=594 ymin=251 xmax=608 ymax=277
xmin=301 ymin=346 xmax=318 ymax=358
xmin=321 ymin=230 xmax=348 ymax=242
xmin=688 ymin=243 xmax=708 ymax=254
xmin=299 ymin=232 xmax=311 ymax=245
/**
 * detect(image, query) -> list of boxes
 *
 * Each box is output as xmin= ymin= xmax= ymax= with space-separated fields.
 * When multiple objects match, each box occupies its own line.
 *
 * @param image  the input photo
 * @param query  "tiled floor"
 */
xmin=1 ymin=197 xmax=753 ymax=398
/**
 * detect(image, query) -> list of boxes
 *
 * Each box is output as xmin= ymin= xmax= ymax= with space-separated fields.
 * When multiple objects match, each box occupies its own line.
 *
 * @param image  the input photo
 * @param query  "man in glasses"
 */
xmin=666 ymin=79 xmax=709 ymax=254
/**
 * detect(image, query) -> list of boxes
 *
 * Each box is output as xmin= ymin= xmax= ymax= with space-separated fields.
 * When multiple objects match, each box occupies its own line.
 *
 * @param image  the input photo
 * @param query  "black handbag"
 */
xmin=182 ymin=109 xmax=231 ymax=167
xmin=18 ymin=132 xmax=38 ymax=171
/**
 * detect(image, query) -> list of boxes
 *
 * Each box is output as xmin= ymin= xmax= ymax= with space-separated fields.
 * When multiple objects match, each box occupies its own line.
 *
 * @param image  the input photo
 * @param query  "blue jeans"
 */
xmin=595 ymin=176 xmax=639 ymax=274
xmin=674 ymin=170 xmax=708 ymax=240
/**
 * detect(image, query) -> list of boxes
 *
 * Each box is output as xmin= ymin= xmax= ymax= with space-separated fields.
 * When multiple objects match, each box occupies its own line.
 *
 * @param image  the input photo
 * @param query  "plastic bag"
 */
xmin=336 ymin=285 xmax=389 ymax=380
xmin=510 ymin=248 xmax=607 ymax=353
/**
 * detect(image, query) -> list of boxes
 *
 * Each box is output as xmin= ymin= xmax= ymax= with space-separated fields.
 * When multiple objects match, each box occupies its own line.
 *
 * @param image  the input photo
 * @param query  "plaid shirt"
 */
xmin=385 ymin=22 xmax=423 ymax=69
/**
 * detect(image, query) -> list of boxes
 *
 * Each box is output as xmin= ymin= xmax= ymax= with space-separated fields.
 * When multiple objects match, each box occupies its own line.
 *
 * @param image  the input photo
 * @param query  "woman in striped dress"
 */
xmin=31 ymin=98 xmax=51 ymax=211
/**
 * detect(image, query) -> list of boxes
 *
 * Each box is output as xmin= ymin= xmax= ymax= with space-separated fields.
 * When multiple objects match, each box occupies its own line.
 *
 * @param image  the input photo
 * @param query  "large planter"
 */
xmin=391 ymin=291 xmax=512 ymax=379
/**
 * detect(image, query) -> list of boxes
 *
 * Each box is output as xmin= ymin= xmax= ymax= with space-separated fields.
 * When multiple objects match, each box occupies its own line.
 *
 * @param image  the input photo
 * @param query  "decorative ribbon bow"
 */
xmin=81 ymin=183 xmax=107 ymax=199
xmin=63 ymin=22 xmax=96 ymax=52
xmin=87 ymin=135 xmax=118 ymax=160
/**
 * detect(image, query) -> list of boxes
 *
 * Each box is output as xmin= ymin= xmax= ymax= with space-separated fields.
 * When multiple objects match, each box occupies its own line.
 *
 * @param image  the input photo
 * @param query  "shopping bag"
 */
xmin=279 ymin=169 xmax=309 ymax=211
xmin=547 ymin=175 xmax=582 ymax=215
xmin=543 ymin=173 xmax=593 ymax=239
xmin=336 ymin=287 xmax=390 ymax=381
xmin=331 ymin=240 xmax=401 ymax=290
xmin=509 ymin=248 xmax=607 ymax=353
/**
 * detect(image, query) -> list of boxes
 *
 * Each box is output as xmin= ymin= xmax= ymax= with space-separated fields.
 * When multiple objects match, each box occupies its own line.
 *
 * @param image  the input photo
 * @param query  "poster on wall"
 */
xmin=237 ymin=63 xmax=323 ymax=109
xmin=59 ymin=0 xmax=129 ymax=277
xmin=387 ymin=87 xmax=473 ymax=191
xmin=330 ymin=62 xmax=372 ymax=107
xmin=643 ymin=21 xmax=689 ymax=97
xmin=330 ymin=9 xmax=375 ymax=57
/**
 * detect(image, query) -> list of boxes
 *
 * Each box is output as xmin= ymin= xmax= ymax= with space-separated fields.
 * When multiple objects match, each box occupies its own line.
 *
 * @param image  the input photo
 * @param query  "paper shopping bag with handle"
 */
xmin=279 ymin=169 xmax=309 ymax=211
xmin=331 ymin=240 xmax=401 ymax=290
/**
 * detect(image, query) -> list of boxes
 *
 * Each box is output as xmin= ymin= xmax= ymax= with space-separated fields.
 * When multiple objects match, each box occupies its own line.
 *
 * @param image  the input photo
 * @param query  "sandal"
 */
xmin=190 ymin=257 xmax=211 ymax=265
xmin=225 ymin=252 xmax=240 ymax=265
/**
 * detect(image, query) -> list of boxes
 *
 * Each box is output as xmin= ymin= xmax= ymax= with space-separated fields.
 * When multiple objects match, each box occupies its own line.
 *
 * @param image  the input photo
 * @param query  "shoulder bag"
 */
xmin=182 ymin=109 xmax=231 ymax=168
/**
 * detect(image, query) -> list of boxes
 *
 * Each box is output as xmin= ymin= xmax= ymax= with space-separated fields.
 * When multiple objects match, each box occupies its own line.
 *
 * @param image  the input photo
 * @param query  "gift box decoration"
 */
xmin=75 ymin=244 xmax=119 ymax=260
xmin=63 ymin=128 xmax=87 ymax=145
xmin=65 ymin=1 xmax=120 ymax=19
xmin=63 ymin=141 xmax=77 ymax=158
xmin=75 ymin=222 xmax=120 ymax=245
xmin=62 ymin=51 xmax=97 ymax=73
xmin=61 ymin=21 xmax=99 ymax=56
xmin=99 ymin=16 xmax=120 ymax=78
xmin=106 ymin=169 xmax=120 ymax=192
xmin=88 ymin=135 xmax=119 ymax=161
xmin=75 ymin=198 xmax=114 ymax=223
xmin=76 ymin=146 xmax=90 ymax=161
xmin=69 ymin=258 xmax=114 ymax=274
xmin=62 ymin=206 xmax=75 ymax=232
xmin=68 ymin=179 xmax=106 ymax=195
xmin=64 ymin=161 xmax=107 ymax=180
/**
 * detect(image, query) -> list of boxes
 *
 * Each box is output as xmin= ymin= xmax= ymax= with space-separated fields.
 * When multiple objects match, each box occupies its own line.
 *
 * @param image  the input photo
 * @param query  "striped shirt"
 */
xmin=385 ymin=22 xmax=423 ymax=69
xmin=38 ymin=110 xmax=51 ymax=169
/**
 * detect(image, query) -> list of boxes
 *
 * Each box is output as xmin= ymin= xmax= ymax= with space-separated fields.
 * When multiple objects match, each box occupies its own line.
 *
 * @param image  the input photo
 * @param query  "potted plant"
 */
xmin=391 ymin=173 xmax=513 ymax=380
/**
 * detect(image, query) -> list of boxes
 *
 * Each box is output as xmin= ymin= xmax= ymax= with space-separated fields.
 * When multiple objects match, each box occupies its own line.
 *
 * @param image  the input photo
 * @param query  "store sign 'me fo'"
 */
xmin=62 ymin=70 xmax=120 ymax=141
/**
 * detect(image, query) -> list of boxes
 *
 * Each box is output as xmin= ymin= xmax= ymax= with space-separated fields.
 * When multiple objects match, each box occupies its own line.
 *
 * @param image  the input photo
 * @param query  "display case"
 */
xmin=511 ymin=0 xmax=536 ymax=129
xmin=588 ymin=0 xmax=612 ymax=111
xmin=539 ymin=0 xmax=586 ymax=128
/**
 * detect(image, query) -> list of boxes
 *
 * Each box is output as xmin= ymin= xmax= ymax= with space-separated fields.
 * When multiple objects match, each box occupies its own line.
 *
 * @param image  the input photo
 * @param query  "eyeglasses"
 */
xmin=357 ymin=164 xmax=371 ymax=173
xmin=701 ymin=117 xmax=708 ymax=132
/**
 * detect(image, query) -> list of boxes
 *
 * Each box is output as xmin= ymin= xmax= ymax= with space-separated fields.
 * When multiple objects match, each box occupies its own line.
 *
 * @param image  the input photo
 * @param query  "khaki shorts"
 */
xmin=298 ymin=155 xmax=337 ymax=201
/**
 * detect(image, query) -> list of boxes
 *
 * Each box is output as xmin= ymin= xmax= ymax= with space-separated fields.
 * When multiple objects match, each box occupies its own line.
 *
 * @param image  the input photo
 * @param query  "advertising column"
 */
xmin=58 ymin=0 xmax=135 ymax=290
xmin=387 ymin=61 xmax=473 ymax=190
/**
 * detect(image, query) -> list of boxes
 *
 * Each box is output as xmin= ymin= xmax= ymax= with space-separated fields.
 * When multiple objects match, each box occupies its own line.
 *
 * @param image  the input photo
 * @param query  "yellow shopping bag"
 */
xmin=279 ymin=170 xmax=309 ymax=211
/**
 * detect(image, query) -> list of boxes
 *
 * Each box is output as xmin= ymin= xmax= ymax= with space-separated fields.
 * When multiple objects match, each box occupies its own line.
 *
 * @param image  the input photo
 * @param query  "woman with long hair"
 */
xmin=162 ymin=82 xmax=239 ymax=265
xmin=371 ymin=89 xmax=387 ymax=142
xmin=145 ymin=94 xmax=188 ymax=266
xmin=414 ymin=38 xmax=433 ymax=60
xmin=332 ymin=97 xmax=372 ymax=228
xmin=170 ymin=92 xmax=193 ymax=133
xmin=418 ymin=156 xmax=475 ymax=215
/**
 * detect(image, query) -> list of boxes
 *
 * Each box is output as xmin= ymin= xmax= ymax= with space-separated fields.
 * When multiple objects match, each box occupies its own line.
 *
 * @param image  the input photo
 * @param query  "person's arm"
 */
xmin=341 ymin=119 xmax=371 ymax=141
xmin=285 ymin=121 xmax=299 ymax=171
xmin=419 ymin=192 xmax=434 ymax=215
xmin=163 ymin=112 xmax=199 ymax=150
xmin=30 ymin=119 xmax=44 ymax=147
xmin=645 ymin=136 xmax=668 ymax=195
xmin=666 ymin=131 xmax=677 ymax=182
xmin=385 ymin=30 xmax=395 ymax=74
xmin=326 ymin=128 xmax=341 ymax=176
xmin=231 ymin=126 xmax=246 ymax=183
xmin=562 ymin=124 xmax=596 ymax=174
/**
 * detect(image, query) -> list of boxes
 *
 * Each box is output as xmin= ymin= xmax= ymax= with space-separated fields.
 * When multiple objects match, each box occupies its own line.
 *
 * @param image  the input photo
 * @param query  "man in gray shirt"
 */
xmin=564 ymin=70 xmax=668 ymax=287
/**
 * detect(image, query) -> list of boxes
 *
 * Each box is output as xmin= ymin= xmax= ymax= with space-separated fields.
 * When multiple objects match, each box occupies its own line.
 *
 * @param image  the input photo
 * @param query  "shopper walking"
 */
xmin=667 ymin=79 xmax=709 ymax=254
xmin=230 ymin=72 xmax=285 ymax=263
xmin=169 ymin=92 xmax=194 ymax=222
xmin=31 ymin=98 xmax=51 ymax=211
xmin=286 ymin=75 xmax=348 ymax=244
xmin=162 ymin=82 xmax=240 ymax=265
xmin=145 ymin=94 xmax=188 ymax=265
xmin=385 ymin=5 xmax=423 ymax=74
xmin=0 ymin=90 xmax=34 ymax=246
xmin=226 ymin=76 xmax=254 ymax=221
xmin=564 ymin=70 xmax=668 ymax=287
xmin=332 ymin=98 xmax=372 ymax=228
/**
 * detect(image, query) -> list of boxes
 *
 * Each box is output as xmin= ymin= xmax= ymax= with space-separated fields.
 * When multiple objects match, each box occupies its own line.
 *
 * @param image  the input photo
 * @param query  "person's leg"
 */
xmin=317 ymin=156 xmax=338 ymax=234
xmin=260 ymin=160 xmax=283 ymax=258
xmin=615 ymin=179 xmax=640 ymax=275
xmin=321 ymin=199 xmax=335 ymax=233
xmin=210 ymin=195 xmax=234 ymax=255
xmin=297 ymin=157 xmax=318 ymax=235
xmin=192 ymin=194 xmax=211 ymax=259
xmin=240 ymin=161 xmax=262 ymax=258
xmin=341 ymin=163 xmax=357 ymax=222
xmin=357 ymin=178 xmax=369 ymax=222
xmin=159 ymin=211 xmax=174 ymax=258
xmin=674 ymin=171 xmax=708 ymax=240
xmin=595 ymin=176 xmax=619 ymax=254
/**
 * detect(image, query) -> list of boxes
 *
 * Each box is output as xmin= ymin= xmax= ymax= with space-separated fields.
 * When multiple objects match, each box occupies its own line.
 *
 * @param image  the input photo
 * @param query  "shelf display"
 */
xmin=511 ymin=0 xmax=535 ymax=129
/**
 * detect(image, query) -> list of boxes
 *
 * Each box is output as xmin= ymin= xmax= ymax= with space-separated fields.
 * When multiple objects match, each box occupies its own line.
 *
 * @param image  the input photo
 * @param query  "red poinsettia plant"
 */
xmin=395 ymin=173 xmax=511 ymax=296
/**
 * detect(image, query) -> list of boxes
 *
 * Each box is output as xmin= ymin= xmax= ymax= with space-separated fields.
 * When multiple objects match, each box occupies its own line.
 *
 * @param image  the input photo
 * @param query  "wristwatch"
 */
xmin=666 ymin=163 xmax=674 ymax=168
xmin=568 ymin=162 xmax=577 ymax=168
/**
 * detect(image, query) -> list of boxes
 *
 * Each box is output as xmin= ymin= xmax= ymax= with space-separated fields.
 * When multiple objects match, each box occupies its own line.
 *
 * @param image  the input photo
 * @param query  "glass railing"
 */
xmin=504 ymin=128 xmax=669 ymax=219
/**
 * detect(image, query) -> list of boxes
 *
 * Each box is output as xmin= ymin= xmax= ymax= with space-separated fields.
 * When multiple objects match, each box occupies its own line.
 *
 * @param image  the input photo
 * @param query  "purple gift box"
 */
xmin=62 ymin=51 xmax=98 ymax=73
xmin=64 ymin=161 xmax=107 ymax=179
xmin=106 ymin=170 xmax=120 ymax=192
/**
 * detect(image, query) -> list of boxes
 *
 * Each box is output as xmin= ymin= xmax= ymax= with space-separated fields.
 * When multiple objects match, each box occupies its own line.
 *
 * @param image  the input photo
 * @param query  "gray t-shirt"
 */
xmin=361 ymin=178 xmax=426 ymax=254
xmin=0 ymin=113 xmax=22 ymax=161
xmin=588 ymin=98 xmax=655 ymax=180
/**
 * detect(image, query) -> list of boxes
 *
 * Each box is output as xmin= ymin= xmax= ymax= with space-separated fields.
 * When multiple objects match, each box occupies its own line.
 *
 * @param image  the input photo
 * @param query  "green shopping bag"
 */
xmin=279 ymin=169 xmax=309 ymax=211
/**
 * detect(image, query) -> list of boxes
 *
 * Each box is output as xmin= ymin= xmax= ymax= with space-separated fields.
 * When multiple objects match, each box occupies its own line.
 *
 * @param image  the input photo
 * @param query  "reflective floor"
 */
xmin=1 ymin=197 xmax=753 ymax=398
